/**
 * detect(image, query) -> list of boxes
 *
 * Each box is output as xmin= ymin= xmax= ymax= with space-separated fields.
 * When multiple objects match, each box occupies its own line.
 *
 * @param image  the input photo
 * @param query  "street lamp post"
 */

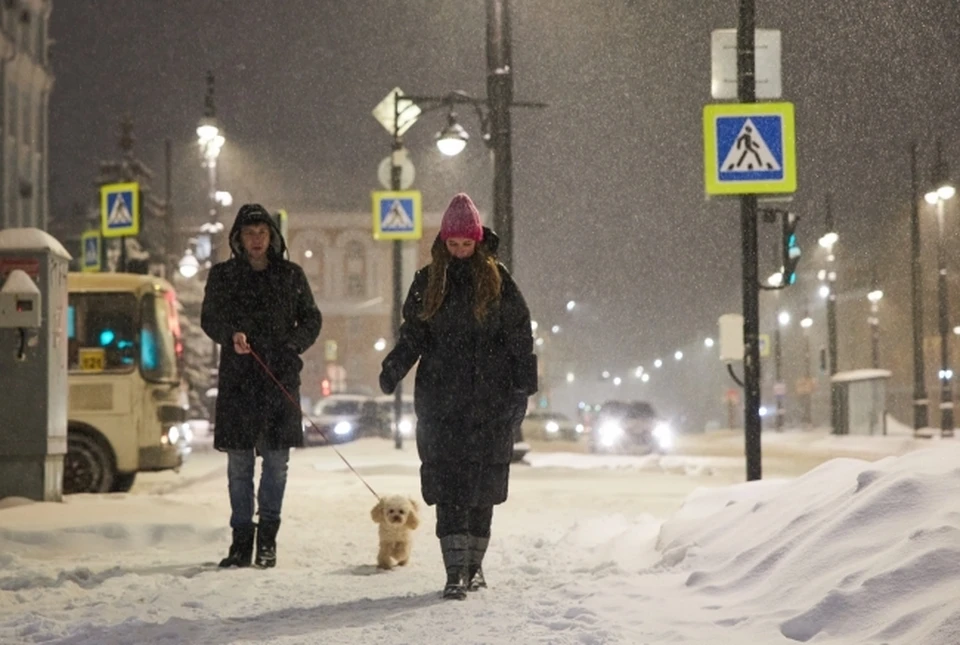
xmin=774 ymin=310 xmax=790 ymax=432
xmin=925 ymin=140 xmax=956 ymax=438
xmin=867 ymin=286 xmax=883 ymax=370
xmin=800 ymin=311 xmax=814 ymax=427
xmin=820 ymin=194 xmax=840 ymax=433
xmin=909 ymin=142 xmax=930 ymax=432
xmin=197 ymin=71 xmax=226 ymax=377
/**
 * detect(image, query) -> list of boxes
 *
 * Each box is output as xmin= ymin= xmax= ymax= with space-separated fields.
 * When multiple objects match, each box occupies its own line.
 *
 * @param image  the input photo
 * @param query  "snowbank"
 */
xmin=655 ymin=446 xmax=960 ymax=643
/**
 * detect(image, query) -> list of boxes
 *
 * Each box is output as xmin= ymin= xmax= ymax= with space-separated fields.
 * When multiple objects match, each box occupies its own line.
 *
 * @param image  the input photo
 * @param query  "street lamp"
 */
xmin=436 ymin=111 xmax=470 ymax=156
xmin=178 ymin=250 xmax=200 ymax=279
xmin=925 ymin=140 xmax=955 ymax=437
xmin=566 ymin=300 xmax=576 ymax=312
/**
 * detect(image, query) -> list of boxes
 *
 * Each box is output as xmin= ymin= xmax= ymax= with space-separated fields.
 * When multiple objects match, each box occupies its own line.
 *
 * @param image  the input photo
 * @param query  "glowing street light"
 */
xmin=801 ymin=316 xmax=814 ymax=329
xmin=654 ymin=359 xmax=663 ymax=368
xmin=566 ymin=372 xmax=575 ymax=383
xmin=178 ymin=250 xmax=200 ymax=278
xmin=818 ymin=231 xmax=839 ymax=249
xmin=566 ymin=300 xmax=576 ymax=312
xmin=704 ymin=337 xmax=715 ymax=348
xmin=374 ymin=338 xmax=388 ymax=352
xmin=436 ymin=112 xmax=469 ymax=156
xmin=613 ymin=377 xmax=622 ymax=386
xmin=867 ymin=289 xmax=884 ymax=304
xmin=674 ymin=350 xmax=683 ymax=361
xmin=778 ymin=311 xmax=791 ymax=326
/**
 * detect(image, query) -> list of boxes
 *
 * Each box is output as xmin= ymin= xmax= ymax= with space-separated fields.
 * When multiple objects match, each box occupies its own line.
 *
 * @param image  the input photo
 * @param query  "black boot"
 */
xmin=440 ymin=534 xmax=469 ymax=600
xmin=255 ymin=519 xmax=281 ymax=568
xmin=219 ymin=524 xmax=256 ymax=568
xmin=467 ymin=536 xmax=489 ymax=591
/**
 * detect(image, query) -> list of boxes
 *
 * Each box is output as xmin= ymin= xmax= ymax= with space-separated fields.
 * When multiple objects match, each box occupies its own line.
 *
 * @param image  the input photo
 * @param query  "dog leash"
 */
xmin=249 ymin=348 xmax=381 ymax=501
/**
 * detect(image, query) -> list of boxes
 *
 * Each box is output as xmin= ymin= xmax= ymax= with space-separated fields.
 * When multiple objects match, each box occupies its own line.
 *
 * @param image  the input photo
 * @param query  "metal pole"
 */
xmin=869 ymin=303 xmax=880 ymax=369
xmin=910 ymin=142 xmax=929 ymax=431
xmin=391 ymin=91 xmax=405 ymax=450
xmin=738 ymin=0 xmax=762 ymax=481
xmin=165 ymin=138 xmax=174 ymax=281
xmin=774 ymin=323 xmax=784 ymax=432
xmin=936 ymin=198 xmax=954 ymax=437
xmin=802 ymin=322 xmax=813 ymax=427
xmin=825 ymin=194 xmax=840 ymax=433
xmin=486 ymin=0 xmax=514 ymax=271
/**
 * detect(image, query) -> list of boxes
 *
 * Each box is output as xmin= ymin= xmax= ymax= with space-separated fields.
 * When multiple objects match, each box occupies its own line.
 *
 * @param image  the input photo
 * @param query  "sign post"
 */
xmin=705 ymin=2 xmax=797 ymax=481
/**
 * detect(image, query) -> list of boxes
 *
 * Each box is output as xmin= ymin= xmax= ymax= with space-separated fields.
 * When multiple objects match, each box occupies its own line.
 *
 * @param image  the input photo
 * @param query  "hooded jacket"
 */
xmin=200 ymin=204 xmax=322 ymax=450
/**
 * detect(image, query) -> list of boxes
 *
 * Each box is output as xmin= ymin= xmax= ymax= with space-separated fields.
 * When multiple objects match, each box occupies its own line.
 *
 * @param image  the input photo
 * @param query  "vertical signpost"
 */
xmin=372 ymin=89 xmax=421 ymax=450
xmin=706 ymin=6 xmax=796 ymax=481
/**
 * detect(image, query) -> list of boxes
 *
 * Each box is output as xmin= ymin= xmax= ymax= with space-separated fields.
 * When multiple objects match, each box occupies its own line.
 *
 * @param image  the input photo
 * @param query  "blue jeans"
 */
xmin=227 ymin=448 xmax=290 ymax=529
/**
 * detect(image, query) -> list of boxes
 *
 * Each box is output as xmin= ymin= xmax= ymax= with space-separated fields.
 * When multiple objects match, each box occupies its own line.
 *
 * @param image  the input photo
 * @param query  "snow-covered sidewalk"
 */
xmin=2 ymin=435 xmax=959 ymax=643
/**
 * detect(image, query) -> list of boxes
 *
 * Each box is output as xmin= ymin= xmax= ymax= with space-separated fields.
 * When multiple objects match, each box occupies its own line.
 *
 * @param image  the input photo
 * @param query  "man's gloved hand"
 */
xmin=379 ymin=362 xmax=399 ymax=395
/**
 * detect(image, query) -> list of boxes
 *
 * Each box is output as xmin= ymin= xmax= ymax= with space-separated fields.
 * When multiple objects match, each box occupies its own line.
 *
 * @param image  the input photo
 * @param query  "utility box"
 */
xmin=0 ymin=228 xmax=72 ymax=502
xmin=830 ymin=369 xmax=892 ymax=436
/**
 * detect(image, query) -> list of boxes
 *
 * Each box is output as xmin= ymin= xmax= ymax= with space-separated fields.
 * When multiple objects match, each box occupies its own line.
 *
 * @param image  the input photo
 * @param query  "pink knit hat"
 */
xmin=439 ymin=193 xmax=484 ymax=242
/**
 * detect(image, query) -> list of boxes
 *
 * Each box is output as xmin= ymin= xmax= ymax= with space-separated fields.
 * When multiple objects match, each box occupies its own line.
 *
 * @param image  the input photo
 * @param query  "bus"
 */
xmin=66 ymin=272 xmax=191 ymax=493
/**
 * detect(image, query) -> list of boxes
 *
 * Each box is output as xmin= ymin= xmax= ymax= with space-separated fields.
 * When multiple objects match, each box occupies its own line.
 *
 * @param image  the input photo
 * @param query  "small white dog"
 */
xmin=370 ymin=495 xmax=421 ymax=570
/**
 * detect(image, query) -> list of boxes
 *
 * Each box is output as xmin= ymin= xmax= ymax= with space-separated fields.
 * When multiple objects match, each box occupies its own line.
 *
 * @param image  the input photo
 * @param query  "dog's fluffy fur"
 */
xmin=371 ymin=495 xmax=420 ymax=570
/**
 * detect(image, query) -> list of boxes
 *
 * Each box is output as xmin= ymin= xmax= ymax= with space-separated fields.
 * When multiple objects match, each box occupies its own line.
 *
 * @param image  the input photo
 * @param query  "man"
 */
xmin=201 ymin=203 xmax=322 ymax=568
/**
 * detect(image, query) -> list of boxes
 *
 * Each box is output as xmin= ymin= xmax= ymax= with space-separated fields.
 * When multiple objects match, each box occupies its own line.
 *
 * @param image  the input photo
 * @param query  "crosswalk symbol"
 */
xmin=81 ymin=230 xmax=101 ymax=272
xmin=372 ymin=190 xmax=422 ymax=241
xmin=703 ymin=102 xmax=796 ymax=195
xmin=100 ymin=182 xmax=140 ymax=238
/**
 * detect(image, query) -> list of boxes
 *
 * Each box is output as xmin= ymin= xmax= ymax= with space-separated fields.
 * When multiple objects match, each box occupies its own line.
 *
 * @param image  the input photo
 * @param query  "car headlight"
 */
xmin=334 ymin=421 xmax=353 ymax=436
xmin=399 ymin=419 xmax=413 ymax=436
xmin=166 ymin=424 xmax=181 ymax=444
xmin=545 ymin=421 xmax=560 ymax=434
xmin=653 ymin=421 xmax=674 ymax=450
xmin=598 ymin=421 xmax=623 ymax=447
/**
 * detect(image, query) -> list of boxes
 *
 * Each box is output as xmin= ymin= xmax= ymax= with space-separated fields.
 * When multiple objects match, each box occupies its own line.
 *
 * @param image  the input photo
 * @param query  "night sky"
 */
xmin=48 ymin=1 xmax=960 ymax=422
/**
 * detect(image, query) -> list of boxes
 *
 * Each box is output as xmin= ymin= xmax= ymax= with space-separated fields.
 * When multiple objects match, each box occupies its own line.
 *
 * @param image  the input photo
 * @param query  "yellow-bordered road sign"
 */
xmin=80 ymin=230 xmax=101 ymax=272
xmin=372 ymin=190 xmax=422 ymax=241
xmin=703 ymin=102 xmax=796 ymax=195
xmin=100 ymin=182 xmax=140 ymax=238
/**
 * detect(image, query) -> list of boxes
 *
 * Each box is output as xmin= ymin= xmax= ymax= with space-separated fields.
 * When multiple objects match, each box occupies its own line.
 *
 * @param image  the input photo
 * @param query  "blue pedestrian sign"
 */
xmin=371 ymin=190 xmax=422 ymax=241
xmin=100 ymin=182 xmax=140 ymax=238
xmin=80 ymin=230 xmax=101 ymax=273
xmin=703 ymin=102 xmax=796 ymax=195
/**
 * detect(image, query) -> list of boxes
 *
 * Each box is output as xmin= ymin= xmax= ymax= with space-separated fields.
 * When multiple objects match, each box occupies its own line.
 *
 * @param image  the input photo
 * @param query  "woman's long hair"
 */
xmin=420 ymin=238 xmax=502 ymax=322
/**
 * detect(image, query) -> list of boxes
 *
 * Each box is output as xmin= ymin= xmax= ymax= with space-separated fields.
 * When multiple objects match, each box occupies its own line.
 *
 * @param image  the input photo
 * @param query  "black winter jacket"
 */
xmin=200 ymin=208 xmax=321 ymax=451
xmin=381 ymin=231 xmax=537 ymax=505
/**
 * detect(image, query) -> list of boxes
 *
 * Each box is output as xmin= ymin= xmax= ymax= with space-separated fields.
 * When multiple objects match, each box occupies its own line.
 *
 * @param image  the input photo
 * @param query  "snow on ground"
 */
xmin=1 ymin=432 xmax=959 ymax=644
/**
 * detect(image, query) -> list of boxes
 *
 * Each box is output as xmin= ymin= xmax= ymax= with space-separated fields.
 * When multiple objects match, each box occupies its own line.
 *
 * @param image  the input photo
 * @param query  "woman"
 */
xmin=379 ymin=192 xmax=538 ymax=600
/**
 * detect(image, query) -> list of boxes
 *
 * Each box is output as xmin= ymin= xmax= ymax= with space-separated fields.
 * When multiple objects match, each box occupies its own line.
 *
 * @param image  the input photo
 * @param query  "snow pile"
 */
xmin=2 ymin=439 xmax=960 ymax=643
xmin=655 ymin=446 xmax=960 ymax=643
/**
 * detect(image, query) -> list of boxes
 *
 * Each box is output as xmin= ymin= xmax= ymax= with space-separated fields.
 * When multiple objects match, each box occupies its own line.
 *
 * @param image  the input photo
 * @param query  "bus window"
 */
xmin=68 ymin=293 xmax=138 ymax=372
xmin=140 ymin=290 xmax=181 ymax=383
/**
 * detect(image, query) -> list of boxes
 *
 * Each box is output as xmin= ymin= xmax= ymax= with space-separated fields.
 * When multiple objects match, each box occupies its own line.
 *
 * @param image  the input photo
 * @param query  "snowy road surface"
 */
xmin=1 ymin=430 xmax=958 ymax=644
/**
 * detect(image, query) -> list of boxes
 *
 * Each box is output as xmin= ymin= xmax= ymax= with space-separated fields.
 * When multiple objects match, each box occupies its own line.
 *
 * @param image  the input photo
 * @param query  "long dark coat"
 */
xmin=381 ymin=230 xmax=537 ymax=507
xmin=200 ymin=209 xmax=322 ymax=451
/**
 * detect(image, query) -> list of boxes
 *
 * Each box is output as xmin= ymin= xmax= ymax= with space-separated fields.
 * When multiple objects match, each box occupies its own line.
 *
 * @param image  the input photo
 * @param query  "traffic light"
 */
xmin=782 ymin=212 xmax=801 ymax=286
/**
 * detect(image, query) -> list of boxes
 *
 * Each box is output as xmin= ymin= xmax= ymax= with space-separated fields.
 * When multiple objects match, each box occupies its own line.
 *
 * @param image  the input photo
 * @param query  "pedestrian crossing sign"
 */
xmin=100 ymin=182 xmax=140 ymax=238
xmin=80 ymin=230 xmax=101 ymax=272
xmin=703 ymin=102 xmax=796 ymax=195
xmin=372 ymin=190 xmax=422 ymax=241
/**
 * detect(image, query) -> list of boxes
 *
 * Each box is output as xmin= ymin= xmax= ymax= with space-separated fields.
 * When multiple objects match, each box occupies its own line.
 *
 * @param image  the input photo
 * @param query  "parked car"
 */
xmin=587 ymin=400 xmax=674 ymax=455
xmin=521 ymin=410 xmax=583 ymax=441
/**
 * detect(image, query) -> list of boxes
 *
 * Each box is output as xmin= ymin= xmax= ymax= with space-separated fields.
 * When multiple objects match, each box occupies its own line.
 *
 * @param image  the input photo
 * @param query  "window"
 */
xmin=139 ymin=290 xmax=182 ymax=383
xmin=68 ymin=293 xmax=138 ymax=373
xmin=344 ymin=241 xmax=366 ymax=298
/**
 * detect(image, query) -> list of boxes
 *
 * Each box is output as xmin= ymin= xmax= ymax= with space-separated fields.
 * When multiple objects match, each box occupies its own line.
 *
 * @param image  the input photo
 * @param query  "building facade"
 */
xmin=0 ymin=0 xmax=52 ymax=232
xmin=285 ymin=210 xmax=444 ymax=405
